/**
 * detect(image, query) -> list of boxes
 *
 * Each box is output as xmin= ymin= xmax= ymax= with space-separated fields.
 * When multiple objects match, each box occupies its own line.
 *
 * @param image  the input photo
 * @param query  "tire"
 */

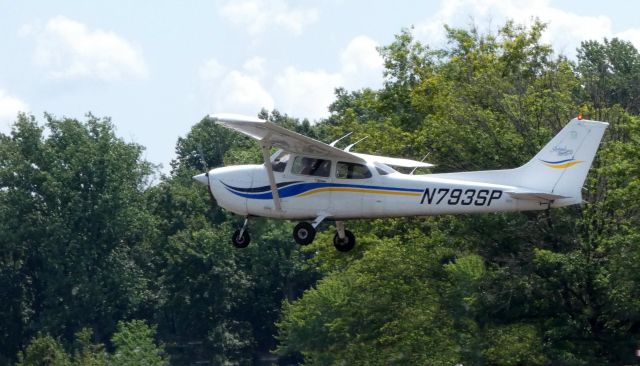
xmin=293 ymin=222 xmax=316 ymax=245
xmin=333 ymin=230 xmax=356 ymax=252
xmin=232 ymin=229 xmax=250 ymax=248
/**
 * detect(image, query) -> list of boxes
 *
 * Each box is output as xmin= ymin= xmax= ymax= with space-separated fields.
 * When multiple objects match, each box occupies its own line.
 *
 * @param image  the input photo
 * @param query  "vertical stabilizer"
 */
xmin=514 ymin=118 xmax=608 ymax=203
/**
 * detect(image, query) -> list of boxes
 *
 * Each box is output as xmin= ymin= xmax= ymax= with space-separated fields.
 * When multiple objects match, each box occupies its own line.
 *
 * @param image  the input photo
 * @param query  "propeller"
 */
xmin=193 ymin=143 xmax=216 ymax=202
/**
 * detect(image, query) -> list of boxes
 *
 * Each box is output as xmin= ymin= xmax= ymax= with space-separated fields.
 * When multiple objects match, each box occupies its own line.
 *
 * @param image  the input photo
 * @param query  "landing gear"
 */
xmin=231 ymin=218 xmax=250 ymax=248
xmin=232 ymin=229 xmax=250 ymax=248
xmin=292 ymin=217 xmax=356 ymax=252
xmin=293 ymin=222 xmax=316 ymax=245
xmin=333 ymin=221 xmax=355 ymax=252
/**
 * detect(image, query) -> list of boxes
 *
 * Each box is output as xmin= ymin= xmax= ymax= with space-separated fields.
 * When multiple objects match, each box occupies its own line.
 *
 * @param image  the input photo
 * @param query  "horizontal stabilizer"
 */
xmin=353 ymin=153 xmax=435 ymax=168
xmin=507 ymin=191 xmax=569 ymax=201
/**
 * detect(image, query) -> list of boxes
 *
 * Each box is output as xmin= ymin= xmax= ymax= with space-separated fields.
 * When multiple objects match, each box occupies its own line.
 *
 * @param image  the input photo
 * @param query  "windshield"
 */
xmin=271 ymin=153 xmax=290 ymax=173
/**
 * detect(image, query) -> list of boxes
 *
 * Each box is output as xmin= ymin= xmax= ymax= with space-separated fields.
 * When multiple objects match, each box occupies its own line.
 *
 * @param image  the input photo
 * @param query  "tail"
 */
xmin=512 ymin=118 xmax=608 ymax=204
xmin=437 ymin=118 xmax=609 ymax=205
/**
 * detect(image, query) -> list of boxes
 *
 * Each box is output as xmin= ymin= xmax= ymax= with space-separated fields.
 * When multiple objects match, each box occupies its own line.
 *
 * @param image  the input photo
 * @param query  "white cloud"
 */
xmin=414 ymin=0 xmax=640 ymax=58
xmin=272 ymin=35 xmax=383 ymax=120
xmin=273 ymin=67 xmax=342 ymax=120
xmin=616 ymin=28 xmax=640 ymax=50
xmin=198 ymin=35 xmax=384 ymax=120
xmin=199 ymin=58 xmax=226 ymax=80
xmin=199 ymin=57 xmax=274 ymax=115
xmin=24 ymin=16 xmax=148 ymax=81
xmin=216 ymin=70 xmax=275 ymax=113
xmin=218 ymin=0 xmax=318 ymax=36
xmin=0 ymin=90 xmax=29 ymax=133
xmin=243 ymin=56 xmax=267 ymax=79
xmin=340 ymin=35 xmax=384 ymax=90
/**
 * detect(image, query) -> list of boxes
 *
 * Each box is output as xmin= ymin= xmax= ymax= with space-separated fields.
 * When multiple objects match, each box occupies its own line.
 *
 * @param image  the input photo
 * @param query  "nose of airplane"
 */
xmin=193 ymin=172 xmax=209 ymax=185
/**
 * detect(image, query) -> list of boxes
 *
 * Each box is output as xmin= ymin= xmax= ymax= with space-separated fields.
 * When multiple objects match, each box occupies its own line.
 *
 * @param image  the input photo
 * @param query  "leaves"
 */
xmin=277 ymin=22 xmax=640 ymax=365
xmin=3 ymin=18 xmax=640 ymax=366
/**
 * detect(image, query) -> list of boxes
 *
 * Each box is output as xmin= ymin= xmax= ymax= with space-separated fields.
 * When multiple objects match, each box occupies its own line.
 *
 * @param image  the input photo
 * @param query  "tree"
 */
xmin=16 ymin=334 xmax=70 ymax=366
xmin=71 ymin=328 xmax=107 ymax=366
xmin=147 ymin=110 xmax=320 ymax=363
xmin=0 ymin=113 xmax=156 ymax=361
xmin=577 ymin=38 xmax=640 ymax=114
xmin=277 ymin=22 xmax=640 ymax=365
xmin=111 ymin=320 xmax=168 ymax=366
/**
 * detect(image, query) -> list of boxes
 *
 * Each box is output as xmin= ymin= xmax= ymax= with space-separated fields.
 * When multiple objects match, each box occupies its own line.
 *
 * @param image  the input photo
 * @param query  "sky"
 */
xmin=1 ymin=0 xmax=639 ymax=174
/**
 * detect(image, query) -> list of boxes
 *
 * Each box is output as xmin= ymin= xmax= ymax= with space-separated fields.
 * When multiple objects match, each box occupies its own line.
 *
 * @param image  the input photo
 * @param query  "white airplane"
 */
xmin=194 ymin=114 xmax=608 ymax=252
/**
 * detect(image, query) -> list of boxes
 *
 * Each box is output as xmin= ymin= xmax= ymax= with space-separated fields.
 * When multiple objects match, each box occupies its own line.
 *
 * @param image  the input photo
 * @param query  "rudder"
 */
xmin=514 ymin=118 xmax=608 ymax=203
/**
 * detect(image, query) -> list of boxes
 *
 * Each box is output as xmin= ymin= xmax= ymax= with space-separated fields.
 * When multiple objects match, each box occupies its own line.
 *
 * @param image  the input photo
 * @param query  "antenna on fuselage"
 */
xmin=344 ymin=136 xmax=368 ymax=152
xmin=410 ymin=152 xmax=431 ymax=175
xmin=329 ymin=132 xmax=353 ymax=147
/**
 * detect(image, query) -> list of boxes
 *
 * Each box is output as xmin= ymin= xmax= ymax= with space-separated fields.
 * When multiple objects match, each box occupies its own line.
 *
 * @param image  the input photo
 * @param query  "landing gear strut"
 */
xmin=232 ymin=218 xmax=251 ymax=248
xmin=333 ymin=221 xmax=355 ymax=252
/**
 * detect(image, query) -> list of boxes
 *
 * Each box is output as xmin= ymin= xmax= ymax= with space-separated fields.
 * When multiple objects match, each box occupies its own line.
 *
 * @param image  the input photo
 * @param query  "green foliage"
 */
xmin=481 ymin=324 xmax=547 ymax=365
xmin=16 ymin=323 xmax=167 ymax=366
xmin=3 ymin=18 xmax=640 ymax=366
xmin=17 ymin=334 xmax=71 ymax=366
xmin=577 ymin=38 xmax=640 ymax=113
xmin=157 ymin=225 xmax=255 ymax=364
xmin=277 ymin=21 xmax=640 ymax=365
xmin=71 ymin=328 xmax=107 ymax=366
xmin=111 ymin=320 xmax=168 ymax=366
xmin=278 ymin=236 xmax=462 ymax=365
xmin=0 ymin=113 xmax=156 ymax=360
xmin=150 ymin=110 xmax=320 ymax=364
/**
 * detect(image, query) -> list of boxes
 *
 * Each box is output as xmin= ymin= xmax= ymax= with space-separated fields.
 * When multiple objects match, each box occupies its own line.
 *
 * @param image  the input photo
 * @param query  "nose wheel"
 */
xmin=231 ymin=218 xmax=251 ymax=248
xmin=293 ymin=222 xmax=316 ymax=245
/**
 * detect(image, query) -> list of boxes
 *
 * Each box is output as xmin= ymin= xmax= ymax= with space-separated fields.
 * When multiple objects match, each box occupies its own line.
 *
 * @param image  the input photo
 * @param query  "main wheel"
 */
xmin=232 ymin=229 xmax=250 ymax=248
xmin=293 ymin=222 xmax=316 ymax=245
xmin=333 ymin=230 xmax=356 ymax=252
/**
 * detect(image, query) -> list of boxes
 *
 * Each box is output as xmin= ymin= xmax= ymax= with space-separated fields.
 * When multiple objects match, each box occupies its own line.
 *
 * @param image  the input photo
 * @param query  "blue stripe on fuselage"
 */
xmin=222 ymin=181 xmax=423 ymax=200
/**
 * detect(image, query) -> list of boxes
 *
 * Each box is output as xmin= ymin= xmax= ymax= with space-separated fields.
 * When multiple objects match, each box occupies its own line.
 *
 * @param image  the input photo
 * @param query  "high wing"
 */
xmin=208 ymin=113 xmax=365 ymax=163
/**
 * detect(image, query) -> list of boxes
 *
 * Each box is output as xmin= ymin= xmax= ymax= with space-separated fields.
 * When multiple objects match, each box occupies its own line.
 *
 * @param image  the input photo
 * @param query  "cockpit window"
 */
xmin=272 ymin=153 xmax=290 ymax=172
xmin=336 ymin=162 xmax=372 ymax=179
xmin=291 ymin=156 xmax=332 ymax=177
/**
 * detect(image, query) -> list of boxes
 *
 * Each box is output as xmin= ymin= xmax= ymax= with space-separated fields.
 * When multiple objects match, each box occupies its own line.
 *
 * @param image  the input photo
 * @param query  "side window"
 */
xmin=374 ymin=163 xmax=396 ymax=175
xmin=291 ymin=156 xmax=332 ymax=177
xmin=375 ymin=166 xmax=389 ymax=175
xmin=272 ymin=153 xmax=290 ymax=172
xmin=336 ymin=162 xmax=372 ymax=179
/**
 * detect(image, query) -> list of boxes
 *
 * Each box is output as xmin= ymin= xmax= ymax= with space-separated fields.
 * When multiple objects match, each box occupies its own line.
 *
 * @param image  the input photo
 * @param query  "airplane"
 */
xmin=193 ymin=114 xmax=608 ymax=252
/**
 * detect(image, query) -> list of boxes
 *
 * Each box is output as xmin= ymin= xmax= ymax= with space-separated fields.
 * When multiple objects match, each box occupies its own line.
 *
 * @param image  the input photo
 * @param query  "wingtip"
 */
xmin=571 ymin=118 xmax=609 ymax=127
xmin=207 ymin=113 xmax=266 ymax=123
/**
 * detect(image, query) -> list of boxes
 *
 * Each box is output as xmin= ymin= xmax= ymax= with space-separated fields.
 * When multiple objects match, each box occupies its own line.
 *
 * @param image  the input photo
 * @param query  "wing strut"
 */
xmin=260 ymin=141 xmax=282 ymax=211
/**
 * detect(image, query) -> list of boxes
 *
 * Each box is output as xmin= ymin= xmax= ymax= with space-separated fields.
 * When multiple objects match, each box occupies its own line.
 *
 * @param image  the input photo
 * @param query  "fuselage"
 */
xmin=203 ymin=154 xmax=565 ymax=221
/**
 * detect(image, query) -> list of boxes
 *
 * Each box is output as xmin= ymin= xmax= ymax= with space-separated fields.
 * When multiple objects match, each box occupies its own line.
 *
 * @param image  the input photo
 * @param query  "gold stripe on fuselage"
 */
xmin=296 ymin=187 xmax=422 ymax=198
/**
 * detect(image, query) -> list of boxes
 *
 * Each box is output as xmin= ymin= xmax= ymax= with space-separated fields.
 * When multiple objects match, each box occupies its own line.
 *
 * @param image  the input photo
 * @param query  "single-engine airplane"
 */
xmin=193 ymin=114 xmax=608 ymax=252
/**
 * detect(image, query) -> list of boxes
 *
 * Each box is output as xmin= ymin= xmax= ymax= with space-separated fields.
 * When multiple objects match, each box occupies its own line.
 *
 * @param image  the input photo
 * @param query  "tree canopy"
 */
xmin=1 ymin=20 xmax=639 ymax=365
